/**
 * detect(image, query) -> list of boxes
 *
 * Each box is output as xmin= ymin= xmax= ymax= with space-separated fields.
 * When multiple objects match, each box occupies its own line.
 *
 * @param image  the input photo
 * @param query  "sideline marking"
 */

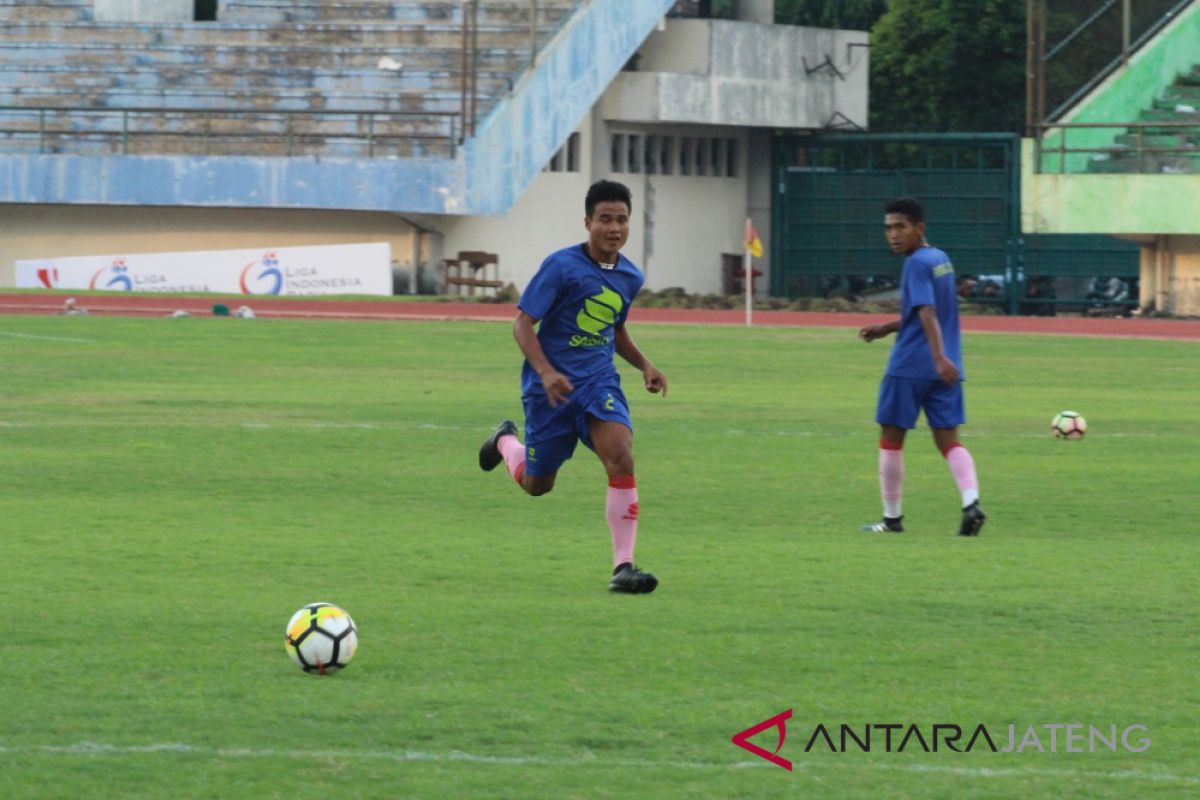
xmin=0 ymin=331 xmax=95 ymax=343
xmin=0 ymin=742 xmax=1194 ymax=786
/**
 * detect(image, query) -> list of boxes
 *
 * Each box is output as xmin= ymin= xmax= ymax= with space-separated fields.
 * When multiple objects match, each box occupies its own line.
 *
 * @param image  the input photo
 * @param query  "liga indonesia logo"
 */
xmin=88 ymin=259 xmax=133 ymax=291
xmin=240 ymin=252 xmax=283 ymax=295
xmin=732 ymin=710 xmax=1151 ymax=771
xmin=36 ymin=267 xmax=60 ymax=288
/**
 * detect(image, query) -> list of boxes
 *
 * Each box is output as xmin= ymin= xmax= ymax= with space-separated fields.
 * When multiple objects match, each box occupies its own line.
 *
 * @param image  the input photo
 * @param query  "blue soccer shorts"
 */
xmin=875 ymin=375 xmax=966 ymax=430
xmin=521 ymin=379 xmax=632 ymax=477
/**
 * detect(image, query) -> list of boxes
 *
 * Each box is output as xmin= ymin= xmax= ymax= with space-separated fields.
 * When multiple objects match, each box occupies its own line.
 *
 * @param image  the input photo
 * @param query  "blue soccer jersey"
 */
xmin=886 ymin=246 xmax=964 ymax=380
xmin=517 ymin=243 xmax=645 ymax=395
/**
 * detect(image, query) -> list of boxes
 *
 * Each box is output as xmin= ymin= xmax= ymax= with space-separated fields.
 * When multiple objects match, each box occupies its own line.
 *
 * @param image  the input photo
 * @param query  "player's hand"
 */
xmin=643 ymin=365 xmax=668 ymax=398
xmin=935 ymin=356 xmax=960 ymax=385
xmin=540 ymin=369 xmax=574 ymax=407
xmin=859 ymin=324 xmax=887 ymax=342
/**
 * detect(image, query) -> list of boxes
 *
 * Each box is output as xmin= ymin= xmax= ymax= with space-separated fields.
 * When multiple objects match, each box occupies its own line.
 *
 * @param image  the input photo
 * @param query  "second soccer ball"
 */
xmin=1051 ymin=411 xmax=1087 ymax=440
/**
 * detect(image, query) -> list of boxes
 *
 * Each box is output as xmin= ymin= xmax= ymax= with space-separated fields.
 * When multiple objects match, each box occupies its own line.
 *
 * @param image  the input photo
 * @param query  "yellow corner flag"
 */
xmin=744 ymin=219 xmax=763 ymax=259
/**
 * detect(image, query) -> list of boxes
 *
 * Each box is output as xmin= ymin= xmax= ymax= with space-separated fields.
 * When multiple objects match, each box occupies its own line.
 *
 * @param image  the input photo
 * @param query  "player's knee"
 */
xmin=603 ymin=451 xmax=634 ymax=476
xmin=525 ymin=477 xmax=556 ymax=497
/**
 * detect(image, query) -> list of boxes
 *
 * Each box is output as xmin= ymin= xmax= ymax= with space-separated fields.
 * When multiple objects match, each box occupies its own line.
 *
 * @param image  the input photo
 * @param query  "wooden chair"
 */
xmin=722 ymin=252 xmax=763 ymax=295
xmin=443 ymin=250 xmax=503 ymax=297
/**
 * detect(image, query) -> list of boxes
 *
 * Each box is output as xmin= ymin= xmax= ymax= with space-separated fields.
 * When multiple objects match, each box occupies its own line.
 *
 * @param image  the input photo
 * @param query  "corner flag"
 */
xmin=744 ymin=220 xmax=764 ymax=259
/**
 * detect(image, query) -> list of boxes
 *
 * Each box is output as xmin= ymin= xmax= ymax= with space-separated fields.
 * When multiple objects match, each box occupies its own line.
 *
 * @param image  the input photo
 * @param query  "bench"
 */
xmin=444 ymin=250 xmax=503 ymax=296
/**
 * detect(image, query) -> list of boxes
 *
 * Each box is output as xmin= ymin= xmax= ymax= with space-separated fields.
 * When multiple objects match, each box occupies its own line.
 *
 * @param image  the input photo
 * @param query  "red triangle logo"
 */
xmin=731 ymin=709 xmax=792 ymax=771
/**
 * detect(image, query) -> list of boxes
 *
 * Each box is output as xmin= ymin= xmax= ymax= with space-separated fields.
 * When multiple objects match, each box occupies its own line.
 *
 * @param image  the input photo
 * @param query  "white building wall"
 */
xmin=443 ymin=112 xmax=750 ymax=296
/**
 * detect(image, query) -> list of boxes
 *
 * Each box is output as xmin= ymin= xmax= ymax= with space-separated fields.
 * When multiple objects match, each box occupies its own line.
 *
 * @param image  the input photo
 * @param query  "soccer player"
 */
xmin=858 ymin=197 xmax=986 ymax=537
xmin=478 ymin=179 xmax=668 ymax=593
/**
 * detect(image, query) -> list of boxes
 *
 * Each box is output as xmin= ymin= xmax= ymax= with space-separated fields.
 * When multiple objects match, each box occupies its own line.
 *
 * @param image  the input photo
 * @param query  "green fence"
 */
xmin=771 ymin=133 xmax=1140 ymax=314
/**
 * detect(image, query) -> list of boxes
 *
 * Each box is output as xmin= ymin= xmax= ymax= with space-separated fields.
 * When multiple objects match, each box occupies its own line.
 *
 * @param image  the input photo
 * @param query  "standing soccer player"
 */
xmin=858 ymin=197 xmax=986 ymax=536
xmin=478 ymin=179 xmax=668 ymax=593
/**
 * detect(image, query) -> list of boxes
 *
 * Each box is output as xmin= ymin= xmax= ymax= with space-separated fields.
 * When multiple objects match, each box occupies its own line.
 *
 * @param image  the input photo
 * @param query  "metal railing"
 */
xmin=0 ymin=106 xmax=461 ymax=158
xmin=1026 ymin=0 xmax=1196 ymax=133
xmin=459 ymin=0 xmax=584 ymax=141
xmin=1033 ymin=120 xmax=1200 ymax=173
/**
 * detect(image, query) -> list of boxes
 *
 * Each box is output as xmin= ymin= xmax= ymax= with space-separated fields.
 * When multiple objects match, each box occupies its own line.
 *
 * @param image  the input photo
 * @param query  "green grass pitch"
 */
xmin=0 ymin=315 xmax=1196 ymax=799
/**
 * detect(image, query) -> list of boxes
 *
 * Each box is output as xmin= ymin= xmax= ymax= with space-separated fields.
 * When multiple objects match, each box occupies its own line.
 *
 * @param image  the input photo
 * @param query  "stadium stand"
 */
xmin=0 ymin=0 xmax=578 ymax=159
xmin=1085 ymin=63 xmax=1200 ymax=175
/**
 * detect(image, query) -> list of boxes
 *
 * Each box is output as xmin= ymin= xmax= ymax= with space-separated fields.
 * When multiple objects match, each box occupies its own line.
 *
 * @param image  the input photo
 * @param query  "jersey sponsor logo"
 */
xmin=569 ymin=333 xmax=610 ymax=347
xmin=575 ymin=287 xmax=623 ymax=335
xmin=932 ymin=262 xmax=954 ymax=279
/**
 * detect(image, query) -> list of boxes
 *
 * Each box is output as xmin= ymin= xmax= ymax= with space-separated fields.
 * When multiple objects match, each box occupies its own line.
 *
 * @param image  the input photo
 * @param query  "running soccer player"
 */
xmin=858 ymin=197 xmax=985 ymax=537
xmin=478 ymin=179 xmax=668 ymax=593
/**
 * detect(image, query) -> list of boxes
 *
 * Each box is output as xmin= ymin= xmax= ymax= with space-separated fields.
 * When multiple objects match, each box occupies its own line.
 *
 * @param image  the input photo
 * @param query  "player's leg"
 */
xmin=480 ymin=392 xmax=574 ymax=496
xmin=863 ymin=377 xmax=920 ymax=532
xmin=927 ymin=385 xmax=985 ymax=536
xmin=582 ymin=389 xmax=657 ymax=594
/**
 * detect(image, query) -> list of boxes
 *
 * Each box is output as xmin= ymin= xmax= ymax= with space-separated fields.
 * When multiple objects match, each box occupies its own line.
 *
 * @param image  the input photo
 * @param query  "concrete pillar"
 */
xmin=733 ymin=0 xmax=773 ymax=25
xmin=747 ymin=128 xmax=772 ymax=297
xmin=94 ymin=0 xmax=194 ymax=22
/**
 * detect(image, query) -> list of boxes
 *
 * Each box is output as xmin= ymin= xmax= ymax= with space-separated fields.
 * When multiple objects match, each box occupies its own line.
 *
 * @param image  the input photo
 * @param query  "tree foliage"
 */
xmin=778 ymin=0 xmax=1026 ymax=134
xmin=869 ymin=0 xmax=1026 ymax=132
xmin=775 ymin=0 xmax=888 ymax=32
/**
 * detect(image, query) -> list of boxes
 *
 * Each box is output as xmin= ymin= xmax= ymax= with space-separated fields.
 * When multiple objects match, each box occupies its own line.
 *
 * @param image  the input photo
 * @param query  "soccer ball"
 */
xmin=1051 ymin=411 xmax=1087 ymax=440
xmin=285 ymin=602 xmax=358 ymax=675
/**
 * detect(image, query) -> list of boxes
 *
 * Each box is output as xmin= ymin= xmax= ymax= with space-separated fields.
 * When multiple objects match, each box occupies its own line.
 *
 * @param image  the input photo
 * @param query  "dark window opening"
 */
xmin=195 ymin=0 xmax=218 ymax=21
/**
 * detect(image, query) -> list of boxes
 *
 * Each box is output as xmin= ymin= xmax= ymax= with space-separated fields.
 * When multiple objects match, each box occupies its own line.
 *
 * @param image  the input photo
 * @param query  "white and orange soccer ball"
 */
xmin=285 ymin=602 xmax=358 ymax=675
xmin=1051 ymin=411 xmax=1087 ymax=440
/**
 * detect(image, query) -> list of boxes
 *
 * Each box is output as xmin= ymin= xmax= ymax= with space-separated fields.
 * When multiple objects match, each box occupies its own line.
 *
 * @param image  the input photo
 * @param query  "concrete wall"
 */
xmin=444 ymin=111 xmax=749 ymax=296
xmin=602 ymin=19 xmax=869 ymax=129
xmin=1140 ymin=235 xmax=1200 ymax=316
xmin=94 ymin=0 xmax=193 ymax=22
xmin=0 ymin=205 xmax=420 ymax=289
xmin=1022 ymin=140 xmax=1200 ymax=235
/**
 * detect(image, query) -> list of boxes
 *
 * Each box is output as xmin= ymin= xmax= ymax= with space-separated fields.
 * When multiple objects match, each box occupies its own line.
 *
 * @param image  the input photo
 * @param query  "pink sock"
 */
xmin=879 ymin=441 xmax=904 ymax=518
xmin=497 ymin=435 xmax=526 ymax=484
xmin=606 ymin=475 xmax=638 ymax=567
xmin=944 ymin=444 xmax=980 ymax=507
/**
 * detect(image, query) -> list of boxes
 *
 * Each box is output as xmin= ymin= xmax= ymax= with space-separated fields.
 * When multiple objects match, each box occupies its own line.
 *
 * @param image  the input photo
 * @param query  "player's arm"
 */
xmin=916 ymin=305 xmax=959 ymax=384
xmin=513 ymin=310 xmax=573 ymax=406
xmin=614 ymin=324 xmax=667 ymax=397
xmin=859 ymin=318 xmax=901 ymax=342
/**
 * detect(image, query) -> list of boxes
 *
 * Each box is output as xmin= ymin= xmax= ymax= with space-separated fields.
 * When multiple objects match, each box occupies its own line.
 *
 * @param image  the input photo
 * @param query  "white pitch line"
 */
xmin=0 ymin=420 xmax=1171 ymax=440
xmin=0 ymin=742 xmax=1194 ymax=786
xmin=0 ymin=331 xmax=96 ymax=343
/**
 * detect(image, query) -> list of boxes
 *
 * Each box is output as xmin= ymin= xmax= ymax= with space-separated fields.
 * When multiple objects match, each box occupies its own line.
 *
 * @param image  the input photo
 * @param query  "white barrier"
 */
xmin=16 ymin=243 xmax=393 ymax=297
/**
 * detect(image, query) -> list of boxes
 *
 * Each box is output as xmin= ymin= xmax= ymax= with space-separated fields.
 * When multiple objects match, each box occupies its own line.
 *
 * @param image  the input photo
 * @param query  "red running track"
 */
xmin=1 ymin=293 xmax=1197 ymax=340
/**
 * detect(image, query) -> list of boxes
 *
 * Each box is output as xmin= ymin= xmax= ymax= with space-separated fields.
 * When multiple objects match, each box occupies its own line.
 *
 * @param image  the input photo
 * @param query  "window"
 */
xmin=695 ymin=138 xmax=708 ymax=176
xmin=659 ymin=136 xmax=673 ymax=175
xmin=543 ymin=132 xmax=581 ymax=173
xmin=679 ymin=137 xmax=692 ymax=175
xmin=644 ymin=135 xmax=657 ymax=175
xmin=725 ymin=138 xmax=738 ymax=177
xmin=627 ymin=135 xmax=641 ymax=174
xmin=566 ymin=132 xmax=579 ymax=172
xmin=611 ymin=133 xmax=625 ymax=173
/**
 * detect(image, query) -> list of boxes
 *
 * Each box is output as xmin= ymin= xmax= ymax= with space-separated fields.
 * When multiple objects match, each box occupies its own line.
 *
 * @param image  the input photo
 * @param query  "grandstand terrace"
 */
xmin=0 ymin=0 xmax=578 ymax=159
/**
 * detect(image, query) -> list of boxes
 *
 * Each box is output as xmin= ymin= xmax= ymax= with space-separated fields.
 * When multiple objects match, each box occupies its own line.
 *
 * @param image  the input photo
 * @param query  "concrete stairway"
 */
xmin=0 ymin=1 xmax=579 ymax=159
xmin=1087 ymin=64 xmax=1200 ymax=174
